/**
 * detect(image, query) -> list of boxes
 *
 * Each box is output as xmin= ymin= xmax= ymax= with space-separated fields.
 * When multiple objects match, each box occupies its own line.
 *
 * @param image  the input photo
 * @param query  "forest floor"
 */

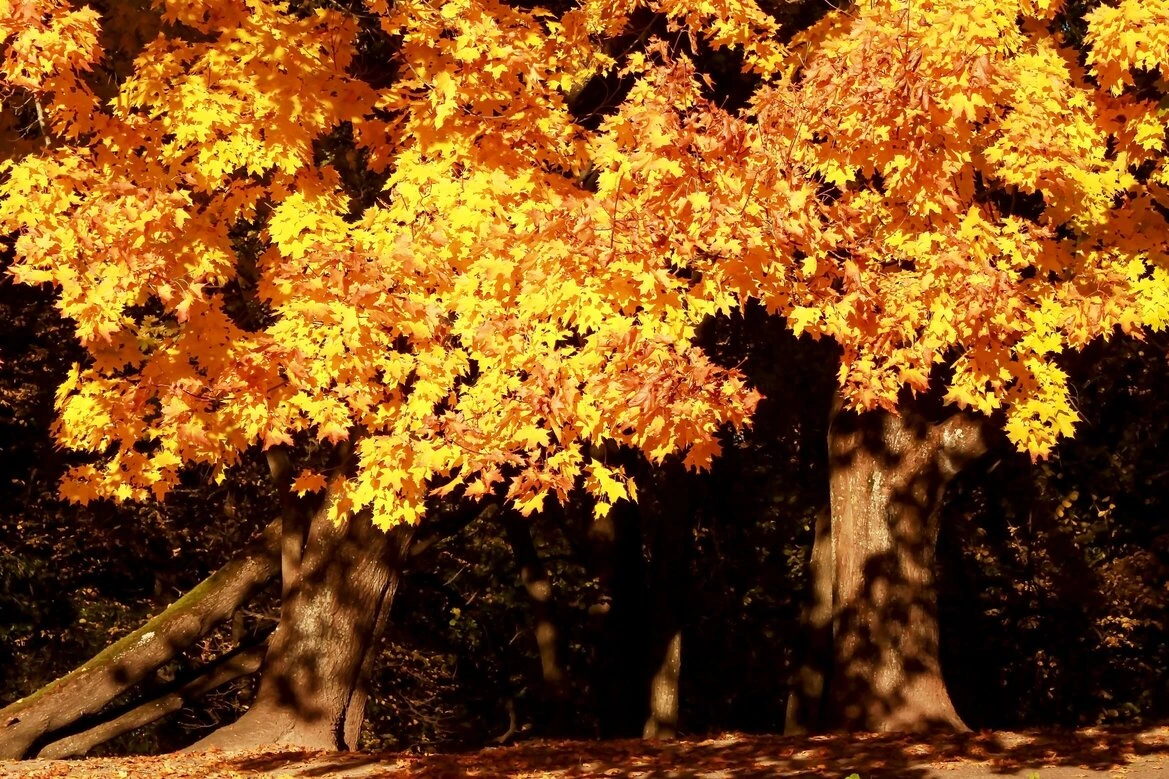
xmin=2 ymin=726 xmax=1169 ymax=779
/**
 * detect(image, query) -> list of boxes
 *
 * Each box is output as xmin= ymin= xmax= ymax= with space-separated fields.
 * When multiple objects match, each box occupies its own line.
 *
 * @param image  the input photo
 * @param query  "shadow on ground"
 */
xmin=5 ymin=726 xmax=1169 ymax=778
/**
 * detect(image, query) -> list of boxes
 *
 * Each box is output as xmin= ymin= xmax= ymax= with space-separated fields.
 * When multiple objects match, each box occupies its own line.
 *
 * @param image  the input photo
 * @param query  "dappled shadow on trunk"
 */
xmin=8 ymin=727 xmax=1169 ymax=778
xmin=191 ymin=501 xmax=414 ymax=753
xmin=189 ymin=494 xmax=496 ymax=753
xmin=824 ymin=399 xmax=991 ymax=732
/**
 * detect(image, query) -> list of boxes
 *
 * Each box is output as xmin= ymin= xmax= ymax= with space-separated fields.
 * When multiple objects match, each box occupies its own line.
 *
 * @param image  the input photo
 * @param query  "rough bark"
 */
xmin=36 ymin=642 xmax=268 ymax=759
xmin=192 ymin=495 xmax=414 ymax=753
xmin=827 ymin=400 xmax=988 ymax=732
xmin=642 ymin=630 xmax=681 ymax=740
xmin=784 ymin=506 xmax=834 ymax=734
xmin=0 ymin=521 xmax=280 ymax=760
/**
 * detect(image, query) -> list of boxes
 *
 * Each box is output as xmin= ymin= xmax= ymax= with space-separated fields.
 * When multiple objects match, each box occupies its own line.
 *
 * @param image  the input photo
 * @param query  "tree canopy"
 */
xmin=2 ymin=0 xmax=1168 ymax=523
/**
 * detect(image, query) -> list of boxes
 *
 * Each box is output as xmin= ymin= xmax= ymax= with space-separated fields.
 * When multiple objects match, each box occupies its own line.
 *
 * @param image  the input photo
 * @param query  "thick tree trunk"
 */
xmin=3 ymin=488 xmax=486 ymax=760
xmin=192 ymin=497 xmax=413 ymax=753
xmin=827 ymin=400 xmax=988 ymax=732
xmin=784 ymin=506 xmax=834 ymax=734
xmin=0 ymin=522 xmax=280 ymax=760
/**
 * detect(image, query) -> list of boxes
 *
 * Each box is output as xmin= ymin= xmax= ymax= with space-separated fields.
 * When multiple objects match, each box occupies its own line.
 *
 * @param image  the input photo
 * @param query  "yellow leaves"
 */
xmin=9 ymin=0 xmax=1166 ymax=524
xmin=1020 ymin=298 xmax=1067 ymax=356
xmin=513 ymin=490 xmax=549 ymax=516
xmin=947 ymin=92 xmax=986 ymax=123
xmin=943 ymin=349 xmax=1008 ymax=416
xmin=724 ymin=0 xmax=1169 ymax=460
xmin=788 ymin=306 xmax=821 ymax=336
xmin=1085 ymin=0 xmax=1169 ymax=95
xmin=515 ymin=424 xmax=551 ymax=448
xmin=817 ymin=159 xmax=856 ymax=190
xmin=114 ymin=0 xmax=372 ymax=189
xmin=583 ymin=460 xmax=637 ymax=518
xmin=431 ymin=70 xmax=459 ymax=129
xmin=980 ymin=43 xmax=1116 ymax=225
xmin=1133 ymin=110 xmax=1168 ymax=153
xmin=0 ymin=0 xmax=103 ymax=129
xmin=267 ymin=187 xmax=350 ymax=261
xmin=384 ymin=0 xmax=591 ymax=178
xmin=0 ymin=0 xmax=767 ymax=521
xmin=1018 ymin=0 xmax=1064 ymax=20
xmin=1003 ymin=360 xmax=1079 ymax=460
xmin=585 ymin=461 xmax=629 ymax=504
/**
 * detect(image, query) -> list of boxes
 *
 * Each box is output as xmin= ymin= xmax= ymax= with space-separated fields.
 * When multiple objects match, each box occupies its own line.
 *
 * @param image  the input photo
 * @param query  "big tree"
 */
xmin=3 ymin=0 xmax=1168 ymax=756
xmin=584 ymin=0 xmax=1169 ymax=731
xmin=0 ymin=0 xmax=777 ymax=758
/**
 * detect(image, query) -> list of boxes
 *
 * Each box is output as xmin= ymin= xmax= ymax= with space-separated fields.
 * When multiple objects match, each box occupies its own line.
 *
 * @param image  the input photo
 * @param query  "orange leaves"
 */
xmin=381 ymin=0 xmax=591 ymax=180
xmin=0 ymin=0 xmax=773 ymax=524
xmin=715 ymin=0 xmax=1169 ymax=459
xmin=113 ymin=0 xmax=372 ymax=191
xmin=572 ymin=0 xmax=785 ymax=75
xmin=0 ymin=0 xmax=104 ymax=141
xmin=0 ymin=2 xmax=101 ymax=90
xmin=1085 ymin=0 xmax=1169 ymax=96
xmin=291 ymin=470 xmax=328 ymax=496
xmin=5 ymin=0 xmax=1168 ymax=525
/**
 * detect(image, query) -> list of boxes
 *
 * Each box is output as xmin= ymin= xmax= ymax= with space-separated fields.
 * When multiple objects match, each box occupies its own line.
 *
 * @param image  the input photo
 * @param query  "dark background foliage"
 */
xmin=2 ymin=258 xmax=1167 ymax=755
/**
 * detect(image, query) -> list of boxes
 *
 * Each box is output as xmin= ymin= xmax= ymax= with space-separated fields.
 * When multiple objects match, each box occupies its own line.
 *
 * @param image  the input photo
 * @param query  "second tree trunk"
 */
xmin=826 ymin=401 xmax=987 ymax=732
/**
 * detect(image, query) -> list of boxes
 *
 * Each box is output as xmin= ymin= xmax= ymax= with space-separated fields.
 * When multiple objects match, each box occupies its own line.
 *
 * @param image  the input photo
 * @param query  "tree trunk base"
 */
xmin=191 ymin=505 xmax=413 ymax=754
xmin=826 ymin=401 xmax=988 ymax=733
xmin=189 ymin=708 xmax=341 ymax=753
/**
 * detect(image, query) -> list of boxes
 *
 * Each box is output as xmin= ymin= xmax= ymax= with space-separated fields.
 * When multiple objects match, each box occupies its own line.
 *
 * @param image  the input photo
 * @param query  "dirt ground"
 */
xmin=2 ymin=727 xmax=1169 ymax=778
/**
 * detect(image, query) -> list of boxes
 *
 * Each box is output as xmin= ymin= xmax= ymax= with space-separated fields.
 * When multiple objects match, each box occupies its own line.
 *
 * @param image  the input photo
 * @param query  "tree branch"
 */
xmin=36 ymin=640 xmax=270 ymax=759
xmin=0 ymin=520 xmax=280 ymax=759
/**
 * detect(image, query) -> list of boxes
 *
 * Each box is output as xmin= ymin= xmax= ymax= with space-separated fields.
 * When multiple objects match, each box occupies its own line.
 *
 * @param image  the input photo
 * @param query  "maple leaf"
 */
xmin=291 ymin=470 xmax=329 ymax=496
xmin=3 ymin=0 xmax=1163 ymax=524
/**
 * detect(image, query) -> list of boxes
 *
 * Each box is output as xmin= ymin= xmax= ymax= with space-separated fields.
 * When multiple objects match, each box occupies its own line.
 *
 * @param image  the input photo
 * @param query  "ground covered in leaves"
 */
xmin=3 ymin=727 xmax=1169 ymax=778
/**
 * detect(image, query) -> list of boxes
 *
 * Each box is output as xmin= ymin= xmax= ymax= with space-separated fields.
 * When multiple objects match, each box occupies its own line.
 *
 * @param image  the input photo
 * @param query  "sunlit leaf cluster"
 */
xmin=2 ymin=0 xmax=1167 ymax=525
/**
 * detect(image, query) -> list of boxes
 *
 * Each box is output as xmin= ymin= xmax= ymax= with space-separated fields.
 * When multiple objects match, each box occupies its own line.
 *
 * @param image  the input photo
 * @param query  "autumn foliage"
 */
xmin=2 ymin=0 xmax=1168 ymax=526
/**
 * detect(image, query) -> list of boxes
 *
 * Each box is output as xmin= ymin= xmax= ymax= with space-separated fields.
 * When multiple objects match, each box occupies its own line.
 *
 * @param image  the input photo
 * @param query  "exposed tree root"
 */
xmin=37 ymin=641 xmax=269 ymax=759
xmin=0 ymin=521 xmax=280 ymax=759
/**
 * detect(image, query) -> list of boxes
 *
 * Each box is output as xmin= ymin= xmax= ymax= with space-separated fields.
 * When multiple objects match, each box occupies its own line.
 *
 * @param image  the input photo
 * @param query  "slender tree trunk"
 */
xmin=826 ymin=399 xmax=988 ymax=732
xmin=500 ymin=510 xmax=568 ymax=733
xmin=589 ymin=500 xmax=648 ymax=738
xmin=0 ymin=522 xmax=280 ymax=760
xmin=642 ymin=461 xmax=691 ymax=740
xmin=784 ymin=506 xmax=834 ymax=734
xmin=36 ymin=642 xmax=269 ymax=759
xmin=265 ymin=448 xmax=315 ymax=602
xmin=642 ymin=631 xmax=681 ymax=740
xmin=192 ymin=494 xmax=413 ymax=752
